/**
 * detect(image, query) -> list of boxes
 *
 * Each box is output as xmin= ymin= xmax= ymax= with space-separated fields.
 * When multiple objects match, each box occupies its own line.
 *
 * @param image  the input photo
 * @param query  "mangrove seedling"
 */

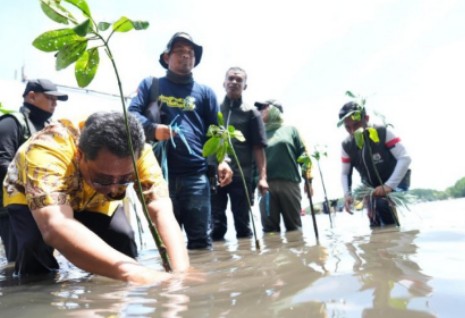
xmin=297 ymin=152 xmax=319 ymax=242
xmin=311 ymin=144 xmax=334 ymax=228
xmin=32 ymin=0 xmax=171 ymax=271
xmin=202 ymin=112 xmax=261 ymax=249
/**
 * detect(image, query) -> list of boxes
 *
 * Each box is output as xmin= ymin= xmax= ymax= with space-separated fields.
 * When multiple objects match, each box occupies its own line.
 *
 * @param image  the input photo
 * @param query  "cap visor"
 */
xmin=337 ymin=112 xmax=354 ymax=127
xmin=46 ymin=91 xmax=68 ymax=101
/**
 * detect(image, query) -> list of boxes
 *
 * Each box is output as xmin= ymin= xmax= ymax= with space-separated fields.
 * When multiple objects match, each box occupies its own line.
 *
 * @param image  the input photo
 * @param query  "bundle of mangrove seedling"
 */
xmin=352 ymin=184 xmax=415 ymax=211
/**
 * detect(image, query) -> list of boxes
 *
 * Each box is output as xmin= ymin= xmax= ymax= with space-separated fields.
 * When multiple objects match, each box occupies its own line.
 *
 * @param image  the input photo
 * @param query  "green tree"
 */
xmin=446 ymin=177 xmax=465 ymax=198
xmin=409 ymin=188 xmax=448 ymax=202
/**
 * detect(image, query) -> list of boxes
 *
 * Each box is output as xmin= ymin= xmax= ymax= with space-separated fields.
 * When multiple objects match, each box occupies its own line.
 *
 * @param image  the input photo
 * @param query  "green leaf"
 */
xmin=113 ymin=16 xmax=134 ymax=33
xmin=231 ymin=130 xmax=245 ymax=142
xmin=98 ymin=21 xmax=111 ymax=31
xmin=73 ymin=19 xmax=92 ymax=37
xmin=56 ymin=40 xmax=87 ymax=70
xmin=64 ymin=0 xmax=92 ymax=18
xmin=367 ymin=127 xmax=380 ymax=143
xmin=297 ymin=153 xmax=312 ymax=170
xmin=33 ymin=29 xmax=84 ymax=52
xmin=226 ymin=142 xmax=234 ymax=156
xmin=132 ymin=20 xmax=150 ymax=30
xmin=202 ymin=137 xmax=221 ymax=157
xmin=345 ymin=90 xmax=356 ymax=98
xmin=0 ymin=103 xmax=14 ymax=115
xmin=75 ymin=47 xmax=99 ymax=87
xmin=354 ymin=128 xmax=364 ymax=149
xmin=40 ymin=0 xmax=74 ymax=25
xmin=207 ymin=124 xmax=221 ymax=137
xmin=227 ymin=125 xmax=235 ymax=134
xmin=217 ymin=112 xmax=224 ymax=127
xmin=216 ymin=146 xmax=226 ymax=163
xmin=312 ymin=151 xmax=321 ymax=161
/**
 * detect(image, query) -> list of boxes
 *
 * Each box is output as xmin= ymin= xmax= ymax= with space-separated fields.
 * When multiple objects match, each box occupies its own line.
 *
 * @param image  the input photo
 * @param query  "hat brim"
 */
xmin=337 ymin=111 xmax=359 ymax=127
xmin=159 ymin=41 xmax=203 ymax=69
xmin=45 ymin=91 xmax=68 ymax=101
xmin=254 ymin=102 xmax=267 ymax=110
xmin=255 ymin=102 xmax=283 ymax=113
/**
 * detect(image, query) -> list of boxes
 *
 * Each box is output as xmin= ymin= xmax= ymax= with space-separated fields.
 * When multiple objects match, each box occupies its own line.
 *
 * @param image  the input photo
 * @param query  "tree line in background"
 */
xmin=409 ymin=176 xmax=465 ymax=202
xmin=308 ymin=176 xmax=465 ymax=215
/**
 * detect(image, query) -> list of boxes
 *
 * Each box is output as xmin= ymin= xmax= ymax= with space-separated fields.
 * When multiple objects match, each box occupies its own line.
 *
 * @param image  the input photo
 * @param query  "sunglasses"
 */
xmin=89 ymin=172 xmax=134 ymax=190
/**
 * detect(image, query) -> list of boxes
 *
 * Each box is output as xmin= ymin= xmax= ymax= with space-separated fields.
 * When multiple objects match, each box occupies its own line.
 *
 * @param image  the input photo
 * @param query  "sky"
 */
xmin=1 ymin=0 xmax=465 ymax=202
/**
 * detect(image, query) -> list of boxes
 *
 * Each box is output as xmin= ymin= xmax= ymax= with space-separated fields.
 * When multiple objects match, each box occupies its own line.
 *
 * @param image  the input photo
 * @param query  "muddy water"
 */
xmin=1 ymin=199 xmax=464 ymax=318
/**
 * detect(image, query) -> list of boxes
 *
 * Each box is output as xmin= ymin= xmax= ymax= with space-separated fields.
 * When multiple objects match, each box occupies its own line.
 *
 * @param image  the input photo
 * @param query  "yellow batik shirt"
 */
xmin=3 ymin=119 xmax=167 ymax=216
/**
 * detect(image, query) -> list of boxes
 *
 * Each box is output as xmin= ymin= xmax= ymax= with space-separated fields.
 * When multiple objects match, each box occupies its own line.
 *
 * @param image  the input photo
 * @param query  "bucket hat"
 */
xmin=159 ymin=32 xmax=203 ymax=69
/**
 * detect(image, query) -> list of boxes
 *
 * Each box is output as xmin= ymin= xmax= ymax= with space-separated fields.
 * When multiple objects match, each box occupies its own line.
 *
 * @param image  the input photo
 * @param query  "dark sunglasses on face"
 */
xmin=90 ymin=174 xmax=134 ymax=190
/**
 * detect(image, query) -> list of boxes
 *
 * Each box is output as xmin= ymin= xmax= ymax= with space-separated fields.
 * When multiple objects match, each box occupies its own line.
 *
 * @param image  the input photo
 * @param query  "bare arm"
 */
xmin=32 ymin=204 xmax=171 ymax=284
xmin=252 ymin=145 xmax=268 ymax=196
xmin=147 ymin=197 xmax=190 ymax=272
xmin=341 ymin=147 xmax=354 ymax=214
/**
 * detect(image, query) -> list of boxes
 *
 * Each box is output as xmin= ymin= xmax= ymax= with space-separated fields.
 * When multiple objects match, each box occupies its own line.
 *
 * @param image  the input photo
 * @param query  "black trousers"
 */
xmin=369 ymin=197 xmax=398 ymax=227
xmin=8 ymin=204 xmax=137 ymax=275
xmin=211 ymin=178 xmax=253 ymax=240
xmin=0 ymin=211 xmax=18 ymax=262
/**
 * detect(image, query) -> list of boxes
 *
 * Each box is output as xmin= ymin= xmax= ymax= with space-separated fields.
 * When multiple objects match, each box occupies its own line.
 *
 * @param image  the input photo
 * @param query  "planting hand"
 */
xmin=373 ymin=184 xmax=393 ymax=197
xmin=155 ymin=124 xmax=177 ymax=141
xmin=344 ymin=194 xmax=355 ymax=214
xmin=217 ymin=161 xmax=233 ymax=187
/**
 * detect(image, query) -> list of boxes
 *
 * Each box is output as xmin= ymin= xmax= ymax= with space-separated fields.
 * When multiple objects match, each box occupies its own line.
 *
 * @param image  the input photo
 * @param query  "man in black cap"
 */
xmin=0 ymin=78 xmax=68 ymax=262
xmin=128 ymin=32 xmax=233 ymax=250
xmin=338 ymin=101 xmax=411 ymax=227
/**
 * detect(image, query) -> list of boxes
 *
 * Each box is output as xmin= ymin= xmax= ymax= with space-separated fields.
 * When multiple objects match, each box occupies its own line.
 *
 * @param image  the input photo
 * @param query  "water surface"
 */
xmin=1 ymin=198 xmax=464 ymax=317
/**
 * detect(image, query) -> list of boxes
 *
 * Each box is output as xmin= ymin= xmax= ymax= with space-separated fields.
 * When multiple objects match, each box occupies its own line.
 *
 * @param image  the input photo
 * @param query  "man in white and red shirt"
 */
xmin=338 ymin=102 xmax=411 ymax=227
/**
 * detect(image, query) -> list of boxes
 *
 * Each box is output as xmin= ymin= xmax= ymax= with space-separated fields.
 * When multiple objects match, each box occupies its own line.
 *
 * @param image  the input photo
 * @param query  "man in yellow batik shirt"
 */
xmin=3 ymin=111 xmax=189 ymax=284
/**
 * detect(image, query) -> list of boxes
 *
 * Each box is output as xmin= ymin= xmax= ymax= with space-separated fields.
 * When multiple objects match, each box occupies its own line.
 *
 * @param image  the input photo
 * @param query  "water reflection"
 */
xmin=1 ymin=201 xmax=465 ymax=317
xmin=168 ymin=232 xmax=330 ymax=317
xmin=347 ymin=228 xmax=434 ymax=318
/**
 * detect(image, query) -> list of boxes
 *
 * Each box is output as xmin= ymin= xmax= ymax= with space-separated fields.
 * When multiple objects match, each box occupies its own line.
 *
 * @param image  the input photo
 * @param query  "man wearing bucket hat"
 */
xmin=338 ymin=101 xmax=412 ymax=227
xmin=129 ymin=32 xmax=232 ymax=250
xmin=0 ymin=78 xmax=68 ymax=262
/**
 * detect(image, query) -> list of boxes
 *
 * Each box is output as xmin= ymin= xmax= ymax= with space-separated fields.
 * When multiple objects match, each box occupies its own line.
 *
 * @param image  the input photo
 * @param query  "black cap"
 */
xmin=254 ymin=99 xmax=283 ymax=113
xmin=337 ymin=101 xmax=365 ymax=127
xmin=22 ymin=79 xmax=68 ymax=101
xmin=159 ymin=32 xmax=203 ymax=69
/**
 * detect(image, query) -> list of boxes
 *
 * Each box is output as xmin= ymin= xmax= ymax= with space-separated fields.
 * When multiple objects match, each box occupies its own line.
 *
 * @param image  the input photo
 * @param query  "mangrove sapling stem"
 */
xmin=316 ymin=158 xmax=333 ymax=228
xmin=33 ymin=1 xmax=171 ymax=271
xmin=227 ymin=137 xmax=261 ymax=250
xmin=361 ymin=129 xmax=400 ymax=226
xmin=92 ymin=25 xmax=172 ymax=272
xmin=203 ymin=112 xmax=260 ymax=249
xmin=305 ymin=179 xmax=319 ymax=243
xmin=297 ymin=152 xmax=319 ymax=242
